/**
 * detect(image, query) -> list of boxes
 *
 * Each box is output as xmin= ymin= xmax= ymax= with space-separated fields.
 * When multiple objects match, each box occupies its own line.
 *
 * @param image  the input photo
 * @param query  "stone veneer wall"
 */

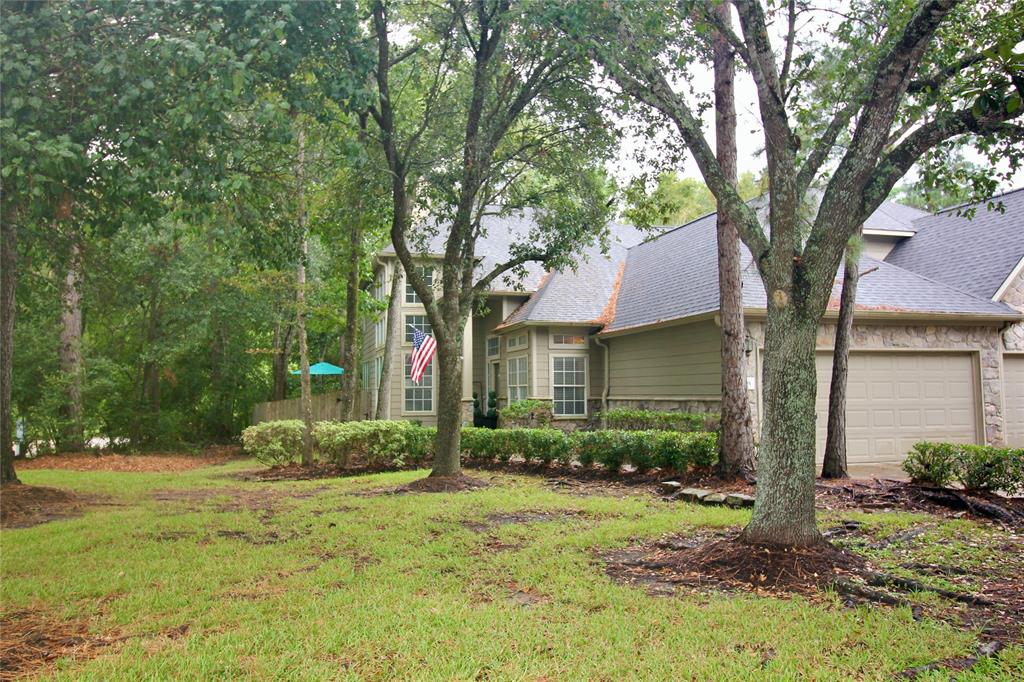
xmin=745 ymin=319 xmax=1007 ymax=446
xmin=1001 ymin=269 xmax=1024 ymax=351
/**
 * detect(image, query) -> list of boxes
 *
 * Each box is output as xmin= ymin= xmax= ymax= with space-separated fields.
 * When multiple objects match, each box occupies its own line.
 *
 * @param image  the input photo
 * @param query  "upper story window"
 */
xmin=405 ymin=314 xmax=432 ymax=344
xmin=486 ymin=336 xmax=500 ymax=357
xmin=551 ymin=331 xmax=587 ymax=348
xmin=507 ymin=333 xmax=528 ymax=350
xmin=405 ymin=265 xmax=434 ymax=304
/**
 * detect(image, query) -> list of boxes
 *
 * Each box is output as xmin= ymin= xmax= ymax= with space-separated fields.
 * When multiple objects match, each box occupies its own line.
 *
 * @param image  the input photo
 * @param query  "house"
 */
xmin=358 ymin=189 xmax=1024 ymax=465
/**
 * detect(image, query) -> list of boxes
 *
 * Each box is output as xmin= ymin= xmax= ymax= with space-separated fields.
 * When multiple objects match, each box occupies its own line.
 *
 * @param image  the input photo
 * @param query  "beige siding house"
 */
xmin=355 ymin=190 xmax=1024 ymax=464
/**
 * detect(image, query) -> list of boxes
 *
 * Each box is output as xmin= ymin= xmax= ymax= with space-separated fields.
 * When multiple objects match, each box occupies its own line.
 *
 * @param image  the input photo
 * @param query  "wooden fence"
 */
xmin=251 ymin=391 xmax=348 ymax=424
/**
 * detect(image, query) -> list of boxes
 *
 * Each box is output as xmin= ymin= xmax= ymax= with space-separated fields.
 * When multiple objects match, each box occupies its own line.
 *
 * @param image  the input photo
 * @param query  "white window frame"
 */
xmin=487 ymin=359 xmax=501 ymax=400
xmin=506 ymin=333 xmax=528 ymax=351
xmin=405 ymin=265 xmax=434 ymax=304
xmin=549 ymin=330 xmax=589 ymax=349
xmin=550 ymin=354 xmax=588 ymax=417
xmin=403 ymin=314 xmax=432 ymax=345
xmin=403 ymin=353 xmax=435 ymax=414
xmin=507 ymin=355 xmax=528 ymax=404
xmin=374 ymin=317 xmax=386 ymax=348
xmin=486 ymin=336 xmax=500 ymax=358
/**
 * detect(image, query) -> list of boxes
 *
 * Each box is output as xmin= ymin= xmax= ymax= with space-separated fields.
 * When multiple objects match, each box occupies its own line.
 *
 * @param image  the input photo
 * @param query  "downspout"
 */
xmin=593 ymin=335 xmax=610 ymax=429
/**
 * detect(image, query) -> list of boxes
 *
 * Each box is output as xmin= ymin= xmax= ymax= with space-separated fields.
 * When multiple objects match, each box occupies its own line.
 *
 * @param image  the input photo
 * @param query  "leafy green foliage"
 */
xmin=624 ymin=171 xmax=763 ymax=228
xmin=497 ymin=400 xmax=553 ymax=427
xmin=314 ymin=421 xmax=435 ymax=469
xmin=241 ymin=420 xmax=306 ymax=465
xmin=601 ymin=408 xmax=720 ymax=433
xmin=903 ymin=442 xmax=1023 ymax=493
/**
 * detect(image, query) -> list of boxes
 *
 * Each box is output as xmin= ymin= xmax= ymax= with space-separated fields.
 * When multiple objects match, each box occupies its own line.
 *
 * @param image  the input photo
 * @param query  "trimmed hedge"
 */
xmin=243 ymin=419 xmax=718 ymax=474
xmin=600 ymin=408 xmax=720 ymax=433
xmin=462 ymin=426 xmax=717 ymax=473
xmin=903 ymin=441 xmax=1023 ymax=494
xmin=241 ymin=420 xmax=434 ymax=468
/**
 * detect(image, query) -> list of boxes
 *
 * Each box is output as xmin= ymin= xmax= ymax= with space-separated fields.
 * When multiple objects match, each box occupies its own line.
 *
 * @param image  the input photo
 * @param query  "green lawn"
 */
xmin=2 ymin=460 xmax=1022 ymax=680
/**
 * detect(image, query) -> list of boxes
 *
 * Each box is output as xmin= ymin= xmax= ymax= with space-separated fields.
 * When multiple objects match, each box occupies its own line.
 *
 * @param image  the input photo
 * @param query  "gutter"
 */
xmin=592 ymin=335 xmax=610 ymax=428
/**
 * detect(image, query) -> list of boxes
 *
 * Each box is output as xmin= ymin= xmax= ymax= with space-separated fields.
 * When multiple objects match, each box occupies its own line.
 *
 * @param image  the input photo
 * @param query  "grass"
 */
xmin=2 ymin=459 xmax=1022 ymax=680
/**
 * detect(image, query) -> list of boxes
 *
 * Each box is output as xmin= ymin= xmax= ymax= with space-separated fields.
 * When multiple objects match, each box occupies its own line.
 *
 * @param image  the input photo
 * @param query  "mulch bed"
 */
xmin=601 ymin=529 xmax=1024 ymax=647
xmin=237 ymin=461 xmax=409 ymax=482
xmin=396 ymin=474 xmax=489 ymax=493
xmin=0 ymin=608 xmax=122 ymax=680
xmin=16 ymin=445 xmax=242 ymax=473
xmin=0 ymin=485 xmax=113 ymax=529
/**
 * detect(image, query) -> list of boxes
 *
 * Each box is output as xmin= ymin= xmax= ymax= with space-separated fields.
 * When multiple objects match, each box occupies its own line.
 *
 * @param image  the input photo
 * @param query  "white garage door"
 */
xmin=815 ymin=352 xmax=979 ymax=464
xmin=1005 ymin=354 xmax=1024 ymax=447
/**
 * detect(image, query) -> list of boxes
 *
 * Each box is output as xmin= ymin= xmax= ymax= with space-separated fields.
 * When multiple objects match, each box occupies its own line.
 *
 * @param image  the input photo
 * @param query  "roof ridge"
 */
xmin=927 ymin=186 xmax=1024 ymax=217
xmin=636 ymin=210 xmax=718 ymax=247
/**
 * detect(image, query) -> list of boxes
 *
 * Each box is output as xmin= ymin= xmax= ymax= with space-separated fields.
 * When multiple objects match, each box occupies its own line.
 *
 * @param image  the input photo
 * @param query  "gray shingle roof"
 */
xmin=885 ymin=188 xmax=1024 ymax=299
xmin=381 ymin=208 xmax=644 ymax=293
xmin=604 ymin=202 xmax=1018 ymax=333
xmin=863 ymin=201 xmax=929 ymax=232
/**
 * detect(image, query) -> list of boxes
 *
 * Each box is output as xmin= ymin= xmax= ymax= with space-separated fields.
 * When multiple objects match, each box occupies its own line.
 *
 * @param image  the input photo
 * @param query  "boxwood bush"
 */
xmin=498 ymin=399 xmax=553 ymax=428
xmin=241 ymin=420 xmax=306 ymax=465
xmin=244 ymin=419 xmax=718 ymax=474
xmin=903 ymin=441 xmax=1023 ymax=493
xmin=601 ymin=408 xmax=720 ymax=433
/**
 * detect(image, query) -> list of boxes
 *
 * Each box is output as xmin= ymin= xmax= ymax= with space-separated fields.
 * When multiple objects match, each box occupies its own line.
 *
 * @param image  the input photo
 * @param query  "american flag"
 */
xmin=409 ymin=326 xmax=436 ymax=384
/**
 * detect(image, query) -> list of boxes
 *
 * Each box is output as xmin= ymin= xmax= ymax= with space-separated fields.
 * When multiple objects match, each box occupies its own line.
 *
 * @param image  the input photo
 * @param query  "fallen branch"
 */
xmin=864 ymin=571 xmax=995 ymax=606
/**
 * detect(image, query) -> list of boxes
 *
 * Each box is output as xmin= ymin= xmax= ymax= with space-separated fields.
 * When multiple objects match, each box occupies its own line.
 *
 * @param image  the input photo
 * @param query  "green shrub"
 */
xmin=315 ymin=420 xmax=435 ymax=468
xmin=601 ymin=408 xmax=719 ymax=433
xmin=241 ymin=420 xmax=306 ymax=465
xmin=957 ymin=444 xmax=1022 ymax=494
xmin=903 ymin=442 xmax=960 ymax=486
xmin=498 ymin=399 xmax=553 ymax=427
xmin=903 ymin=441 xmax=1024 ymax=492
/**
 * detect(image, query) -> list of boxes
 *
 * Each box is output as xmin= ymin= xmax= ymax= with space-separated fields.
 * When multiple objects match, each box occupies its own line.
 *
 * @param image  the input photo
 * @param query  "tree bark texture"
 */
xmin=822 ymin=235 xmax=861 ymax=479
xmin=1 ymin=215 xmax=19 ymax=483
xmin=374 ymin=264 xmax=401 ymax=420
xmin=58 ymin=238 xmax=85 ymax=451
xmin=741 ymin=309 xmax=822 ymax=546
xmin=271 ymin=322 xmax=293 ymax=402
xmin=295 ymin=126 xmax=314 ymax=466
xmin=713 ymin=0 xmax=756 ymax=481
xmin=432 ymin=339 xmax=464 ymax=477
xmin=338 ymin=221 xmax=362 ymax=421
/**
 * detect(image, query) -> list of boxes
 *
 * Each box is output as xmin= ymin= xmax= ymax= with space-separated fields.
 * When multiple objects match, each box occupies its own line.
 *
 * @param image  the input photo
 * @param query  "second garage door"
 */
xmin=1005 ymin=354 xmax=1024 ymax=447
xmin=814 ymin=351 xmax=980 ymax=464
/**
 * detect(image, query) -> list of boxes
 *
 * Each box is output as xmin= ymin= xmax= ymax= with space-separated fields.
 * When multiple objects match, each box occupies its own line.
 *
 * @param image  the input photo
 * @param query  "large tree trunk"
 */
xmin=822 ymin=235 xmax=861 ymax=479
xmin=135 ymin=284 xmax=162 ymax=445
xmin=338 ymin=221 xmax=362 ymax=421
xmin=271 ymin=322 xmax=293 ymax=402
xmin=741 ymin=309 xmax=822 ymax=547
xmin=713 ymin=0 xmax=756 ymax=481
xmin=431 ymin=338 xmax=464 ymax=477
xmin=294 ymin=124 xmax=314 ymax=466
xmin=1 ymin=214 xmax=19 ymax=484
xmin=374 ymin=264 xmax=401 ymax=420
xmin=58 ymin=238 xmax=85 ymax=451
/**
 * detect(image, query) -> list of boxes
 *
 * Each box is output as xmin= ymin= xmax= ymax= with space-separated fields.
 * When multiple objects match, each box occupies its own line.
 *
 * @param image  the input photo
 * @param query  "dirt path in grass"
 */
xmin=0 ymin=485 xmax=120 ymax=529
xmin=15 ymin=445 xmax=243 ymax=473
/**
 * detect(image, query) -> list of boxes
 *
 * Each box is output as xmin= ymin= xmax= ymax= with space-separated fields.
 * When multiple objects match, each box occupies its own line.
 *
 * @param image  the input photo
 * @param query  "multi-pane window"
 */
xmin=404 ymin=354 xmax=433 ymax=412
xmin=507 ymin=333 xmax=527 ymax=350
xmin=405 ymin=265 xmax=434 ymax=303
xmin=486 ymin=336 xmax=500 ymax=357
xmin=372 ymin=271 xmax=385 ymax=301
xmin=551 ymin=333 xmax=586 ymax=346
xmin=374 ymin=317 xmax=386 ymax=347
xmin=360 ymin=360 xmax=372 ymax=390
xmin=552 ymin=356 xmax=586 ymax=416
xmin=405 ymin=315 xmax=432 ymax=343
xmin=507 ymin=356 xmax=528 ymax=403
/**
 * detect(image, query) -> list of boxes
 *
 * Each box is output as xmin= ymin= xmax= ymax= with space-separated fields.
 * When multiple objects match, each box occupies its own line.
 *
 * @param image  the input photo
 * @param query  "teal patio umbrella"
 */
xmin=291 ymin=361 xmax=345 ymax=376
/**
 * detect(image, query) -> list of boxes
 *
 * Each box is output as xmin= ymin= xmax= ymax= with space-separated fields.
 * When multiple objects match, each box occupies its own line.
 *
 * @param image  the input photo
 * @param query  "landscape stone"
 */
xmin=678 ymin=488 xmax=711 ymax=503
xmin=725 ymin=493 xmax=755 ymax=508
xmin=659 ymin=481 xmax=682 ymax=494
xmin=702 ymin=493 xmax=727 ymax=505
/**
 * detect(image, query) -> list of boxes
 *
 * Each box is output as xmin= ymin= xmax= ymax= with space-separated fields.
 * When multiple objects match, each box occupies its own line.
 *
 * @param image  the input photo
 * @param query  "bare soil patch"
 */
xmin=0 ymin=608 xmax=121 ymax=680
xmin=17 ymin=445 xmax=242 ymax=473
xmin=461 ymin=509 xmax=588 ymax=533
xmin=1 ymin=485 xmax=115 ymax=529
xmin=238 ymin=461 xmax=406 ymax=482
xmin=151 ymin=485 xmax=329 ymax=516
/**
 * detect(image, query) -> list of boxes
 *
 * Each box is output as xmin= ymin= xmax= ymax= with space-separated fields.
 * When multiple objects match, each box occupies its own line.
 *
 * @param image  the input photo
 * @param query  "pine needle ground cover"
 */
xmin=2 ymin=459 xmax=1022 ymax=680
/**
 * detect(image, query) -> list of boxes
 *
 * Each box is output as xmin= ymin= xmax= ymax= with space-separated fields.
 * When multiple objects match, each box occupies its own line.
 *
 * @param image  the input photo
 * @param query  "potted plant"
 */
xmin=483 ymin=390 xmax=498 ymax=429
xmin=472 ymin=392 xmax=485 ymax=427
